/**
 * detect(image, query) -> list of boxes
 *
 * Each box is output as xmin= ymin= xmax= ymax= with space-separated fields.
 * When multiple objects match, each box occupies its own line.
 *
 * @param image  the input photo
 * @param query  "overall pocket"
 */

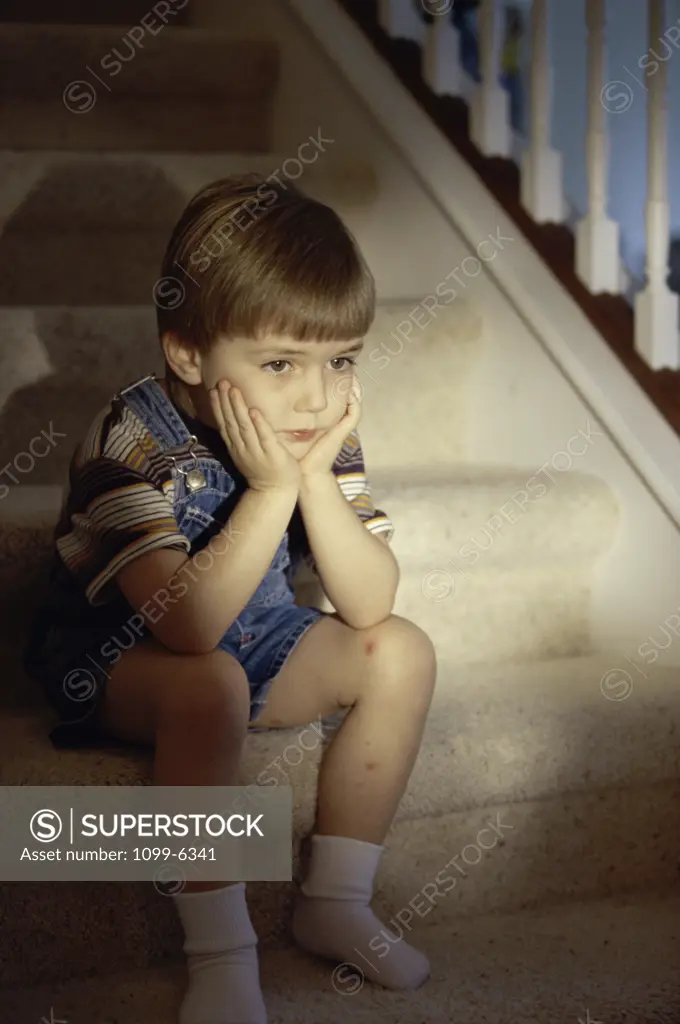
xmin=172 ymin=457 xmax=236 ymax=547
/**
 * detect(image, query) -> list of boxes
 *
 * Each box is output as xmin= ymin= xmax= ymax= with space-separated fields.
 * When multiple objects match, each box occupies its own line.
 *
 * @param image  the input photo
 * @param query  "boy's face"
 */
xmin=194 ymin=333 xmax=363 ymax=452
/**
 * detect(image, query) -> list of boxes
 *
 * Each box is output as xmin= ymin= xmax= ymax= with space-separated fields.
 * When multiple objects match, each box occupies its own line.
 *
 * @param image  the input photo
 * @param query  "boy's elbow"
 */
xmin=147 ymin=615 xmax=221 ymax=657
xmin=343 ymin=595 xmax=397 ymax=631
xmin=163 ymin=633 xmax=215 ymax=656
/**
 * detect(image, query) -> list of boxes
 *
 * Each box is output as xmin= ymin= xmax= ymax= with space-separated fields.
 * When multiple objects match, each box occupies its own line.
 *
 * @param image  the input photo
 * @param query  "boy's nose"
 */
xmin=295 ymin=380 xmax=329 ymax=414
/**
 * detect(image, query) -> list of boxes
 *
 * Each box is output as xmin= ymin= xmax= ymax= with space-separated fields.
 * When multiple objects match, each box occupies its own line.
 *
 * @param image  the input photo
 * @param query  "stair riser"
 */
xmin=1 ymin=781 xmax=677 ymax=988
xmin=0 ymin=98 xmax=272 ymax=153
xmin=0 ymin=230 xmax=196 ymax=305
xmin=1 ymin=29 xmax=278 ymax=99
xmin=392 ymin=562 xmax=592 ymax=663
xmin=1 ymin=901 xmax=678 ymax=1024
xmin=0 ymin=298 xmax=480 ymax=473
xmin=384 ymin=480 xmax=618 ymax=567
xmin=0 ymin=551 xmax=592 ymax=695
xmin=6 ymin=651 xmax=680 ymax=820
xmin=380 ymin=781 xmax=680 ymax=925
xmin=0 ymin=152 xmax=377 ymax=225
xmin=0 ymin=0 xmax=191 ymax=24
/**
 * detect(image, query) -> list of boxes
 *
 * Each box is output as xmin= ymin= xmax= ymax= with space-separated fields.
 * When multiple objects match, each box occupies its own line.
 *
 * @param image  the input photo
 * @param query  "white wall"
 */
xmin=193 ymin=0 xmax=680 ymax=664
xmin=468 ymin=273 xmax=680 ymax=663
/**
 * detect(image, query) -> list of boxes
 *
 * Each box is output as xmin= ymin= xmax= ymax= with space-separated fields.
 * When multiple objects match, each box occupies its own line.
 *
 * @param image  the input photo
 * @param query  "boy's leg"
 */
xmin=95 ymin=639 xmax=268 ymax=1024
xmin=249 ymin=612 xmax=437 ymax=843
xmin=250 ymin=612 xmax=437 ymax=990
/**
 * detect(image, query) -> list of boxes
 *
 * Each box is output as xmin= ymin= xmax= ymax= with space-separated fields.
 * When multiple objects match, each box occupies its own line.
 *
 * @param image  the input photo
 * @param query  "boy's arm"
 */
xmin=297 ymin=472 xmax=399 ymax=630
xmin=117 ymin=484 xmax=299 ymax=655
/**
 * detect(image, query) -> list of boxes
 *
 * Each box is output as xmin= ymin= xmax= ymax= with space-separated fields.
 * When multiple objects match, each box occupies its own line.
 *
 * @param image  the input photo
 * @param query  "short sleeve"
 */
xmin=56 ymin=457 xmax=190 ymax=606
xmin=333 ymin=430 xmax=394 ymax=539
xmin=303 ymin=430 xmax=394 ymax=575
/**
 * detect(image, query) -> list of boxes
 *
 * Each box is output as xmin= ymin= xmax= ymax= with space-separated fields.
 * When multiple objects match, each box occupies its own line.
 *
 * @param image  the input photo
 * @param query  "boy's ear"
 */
xmin=161 ymin=331 xmax=202 ymax=386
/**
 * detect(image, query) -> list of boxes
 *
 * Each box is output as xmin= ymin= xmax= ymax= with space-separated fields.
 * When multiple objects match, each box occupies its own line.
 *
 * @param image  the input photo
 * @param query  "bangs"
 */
xmin=159 ymin=175 xmax=376 ymax=350
xmin=204 ymin=265 xmax=375 ymax=344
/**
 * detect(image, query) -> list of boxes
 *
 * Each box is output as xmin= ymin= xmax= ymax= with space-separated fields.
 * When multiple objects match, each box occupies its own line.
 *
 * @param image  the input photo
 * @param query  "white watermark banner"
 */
xmin=0 ymin=786 xmax=291 ymax=882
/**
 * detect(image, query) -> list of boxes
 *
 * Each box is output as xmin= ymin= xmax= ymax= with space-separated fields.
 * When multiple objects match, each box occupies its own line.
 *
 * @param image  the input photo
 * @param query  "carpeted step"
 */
xmin=1 ymin=652 xmax=679 ymax=987
xmin=0 ymin=0 xmax=192 ymax=24
xmin=0 ymin=151 xmax=376 ymax=226
xmin=1 ymin=96 xmax=274 ymax=152
xmin=3 ymin=652 xmax=680 ymax=825
xmin=0 ymin=891 xmax=677 ymax=1019
xmin=0 ymin=24 xmax=278 ymax=98
xmin=365 ymin=465 xmax=618 ymax=569
xmin=0 ymin=150 xmax=377 ymax=303
xmin=0 ymin=462 xmax=616 ymax=669
xmin=0 ymin=25 xmax=278 ymax=151
xmin=0 ymin=298 xmax=478 ymax=486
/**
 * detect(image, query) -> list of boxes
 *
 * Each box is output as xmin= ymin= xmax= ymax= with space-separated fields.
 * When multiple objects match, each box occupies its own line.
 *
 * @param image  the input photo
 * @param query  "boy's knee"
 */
xmin=364 ymin=615 xmax=437 ymax=674
xmin=160 ymin=649 xmax=250 ymax=726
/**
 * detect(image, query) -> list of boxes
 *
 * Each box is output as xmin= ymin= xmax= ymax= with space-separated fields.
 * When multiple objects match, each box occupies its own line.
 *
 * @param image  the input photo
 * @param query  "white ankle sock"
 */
xmin=292 ymin=833 xmax=430 ymax=990
xmin=172 ymin=882 xmax=267 ymax=1024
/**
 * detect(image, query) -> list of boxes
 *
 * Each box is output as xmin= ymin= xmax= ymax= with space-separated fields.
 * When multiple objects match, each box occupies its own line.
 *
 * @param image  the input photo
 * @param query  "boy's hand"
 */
xmin=298 ymin=377 xmax=362 ymax=479
xmin=210 ymin=380 xmax=301 ymax=493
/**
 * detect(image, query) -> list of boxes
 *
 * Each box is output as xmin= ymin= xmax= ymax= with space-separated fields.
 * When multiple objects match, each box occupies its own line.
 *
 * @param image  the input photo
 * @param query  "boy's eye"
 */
xmin=330 ymin=357 xmax=357 ymax=370
xmin=262 ymin=356 xmax=357 ymax=375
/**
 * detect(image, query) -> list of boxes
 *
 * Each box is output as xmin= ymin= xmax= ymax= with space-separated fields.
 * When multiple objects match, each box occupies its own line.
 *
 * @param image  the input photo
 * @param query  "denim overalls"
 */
xmin=24 ymin=373 xmax=325 ymax=748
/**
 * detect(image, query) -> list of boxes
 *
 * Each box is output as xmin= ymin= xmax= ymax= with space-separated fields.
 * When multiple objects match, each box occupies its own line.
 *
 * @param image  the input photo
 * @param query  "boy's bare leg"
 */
xmin=249 ymin=611 xmax=437 ymax=990
xmin=97 ymin=639 xmax=250 ymax=891
xmin=95 ymin=639 xmax=268 ymax=1024
xmin=249 ymin=611 xmax=437 ymax=844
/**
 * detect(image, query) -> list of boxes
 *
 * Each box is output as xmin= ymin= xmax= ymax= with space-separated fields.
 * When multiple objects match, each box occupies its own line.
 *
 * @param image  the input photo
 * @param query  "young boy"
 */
xmin=24 ymin=174 xmax=437 ymax=1023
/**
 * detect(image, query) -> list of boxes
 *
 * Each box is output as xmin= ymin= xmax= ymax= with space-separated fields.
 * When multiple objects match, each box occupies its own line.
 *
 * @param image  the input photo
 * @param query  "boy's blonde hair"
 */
xmin=157 ymin=173 xmax=376 ymax=352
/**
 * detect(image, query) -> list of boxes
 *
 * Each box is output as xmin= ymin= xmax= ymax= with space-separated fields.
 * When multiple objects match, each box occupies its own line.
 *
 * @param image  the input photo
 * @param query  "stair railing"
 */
xmin=379 ymin=0 xmax=680 ymax=370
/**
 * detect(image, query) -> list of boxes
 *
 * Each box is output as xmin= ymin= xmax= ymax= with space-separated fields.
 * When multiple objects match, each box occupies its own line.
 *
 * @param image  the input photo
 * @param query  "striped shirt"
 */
xmin=51 ymin=382 xmax=394 ymax=610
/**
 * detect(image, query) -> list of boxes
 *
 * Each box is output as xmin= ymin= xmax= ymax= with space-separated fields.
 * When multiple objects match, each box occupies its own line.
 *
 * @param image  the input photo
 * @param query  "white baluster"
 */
xmin=575 ymin=0 xmax=620 ymax=293
xmin=423 ymin=7 xmax=465 ymax=97
xmin=635 ymin=0 xmax=679 ymax=369
xmin=520 ymin=0 xmax=564 ymax=222
xmin=378 ymin=0 xmax=427 ymax=45
xmin=470 ymin=0 xmax=511 ymax=157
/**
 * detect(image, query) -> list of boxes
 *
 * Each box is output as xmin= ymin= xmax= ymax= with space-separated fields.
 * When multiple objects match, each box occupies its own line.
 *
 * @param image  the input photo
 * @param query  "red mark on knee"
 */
xmin=364 ymin=638 xmax=376 ymax=655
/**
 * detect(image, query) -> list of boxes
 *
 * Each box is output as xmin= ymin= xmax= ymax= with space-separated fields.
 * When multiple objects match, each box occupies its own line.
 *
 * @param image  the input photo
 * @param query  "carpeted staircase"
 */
xmin=1 ymin=11 xmax=679 ymax=1024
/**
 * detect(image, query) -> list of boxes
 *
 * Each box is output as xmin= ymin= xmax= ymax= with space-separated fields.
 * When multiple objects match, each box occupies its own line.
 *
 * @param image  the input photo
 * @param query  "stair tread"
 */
xmin=0 ymin=97 xmax=272 ymax=153
xmin=0 ymin=25 xmax=279 ymax=98
xmin=1 ymin=892 xmax=677 ymax=1022
xmin=0 ymin=461 xmax=616 ymax=516
xmin=2 ymin=771 xmax=678 ymax=986
xmin=3 ymin=654 xmax=679 ymax=814
xmin=0 ymin=22 xmax=268 ymax=41
xmin=0 ymin=150 xmax=376 ymax=225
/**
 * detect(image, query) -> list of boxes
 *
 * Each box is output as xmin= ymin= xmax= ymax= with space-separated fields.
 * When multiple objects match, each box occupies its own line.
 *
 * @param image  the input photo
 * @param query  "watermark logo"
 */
xmin=598 ymin=602 xmax=680 ymax=700
xmin=152 ymin=275 xmax=186 ymax=311
xmin=62 ymin=0 xmax=190 ymax=114
xmin=153 ymin=862 xmax=187 ymax=896
xmin=599 ymin=667 xmax=634 ymax=702
xmin=601 ymin=18 xmax=680 ymax=113
xmin=30 ymin=809 xmax=63 ymax=843
xmin=331 ymin=962 xmax=365 ymax=995
xmin=63 ymin=80 xmax=97 ymax=114
xmin=62 ymin=668 xmax=98 ymax=703
xmin=330 ymin=374 xmax=364 ymax=406
xmin=421 ymin=568 xmax=455 ymax=602
xmin=421 ymin=0 xmax=454 ymax=14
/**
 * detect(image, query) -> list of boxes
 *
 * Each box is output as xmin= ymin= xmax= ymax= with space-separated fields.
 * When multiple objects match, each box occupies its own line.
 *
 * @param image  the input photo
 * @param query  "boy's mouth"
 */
xmin=284 ymin=430 xmax=318 ymax=441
